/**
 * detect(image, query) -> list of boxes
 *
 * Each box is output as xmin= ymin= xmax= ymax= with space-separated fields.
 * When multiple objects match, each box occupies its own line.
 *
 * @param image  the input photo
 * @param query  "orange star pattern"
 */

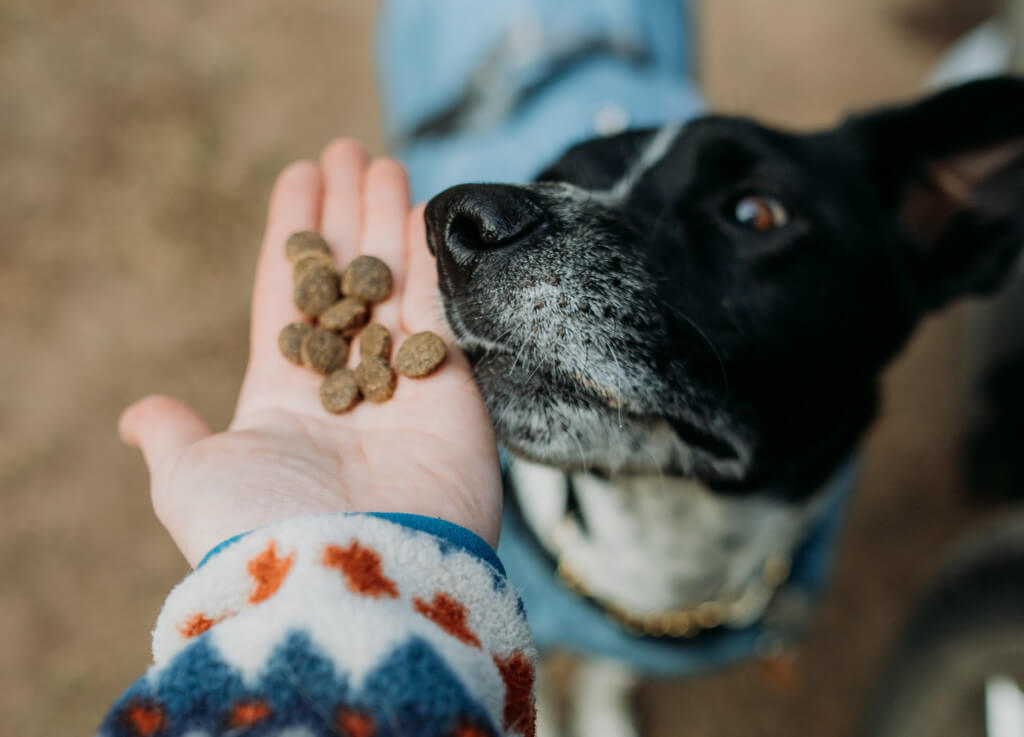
xmin=247 ymin=541 xmax=294 ymax=604
xmin=178 ymin=612 xmax=232 ymax=639
xmin=322 ymin=542 xmax=399 ymax=598
xmin=492 ymin=652 xmax=536 ymax=737
xmin=413 ymin=593 xmax=481 ymax=649
xmin=336 ymin=708 xmax=376 ymax=737
xmin=228 ymin=700 xmax=271 ymax=728
xmin=123 ymin=704 xmax=165 ymax=736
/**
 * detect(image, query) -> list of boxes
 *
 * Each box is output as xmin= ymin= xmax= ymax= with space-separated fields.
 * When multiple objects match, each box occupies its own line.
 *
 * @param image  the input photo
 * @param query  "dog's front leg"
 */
xmin=569 ymin=657 xmax=641 ymax=737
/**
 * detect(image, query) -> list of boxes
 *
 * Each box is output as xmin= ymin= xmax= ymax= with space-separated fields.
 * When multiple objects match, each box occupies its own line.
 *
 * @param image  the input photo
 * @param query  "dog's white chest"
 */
xmin=510 ymin=459 xmax=823 ymax=628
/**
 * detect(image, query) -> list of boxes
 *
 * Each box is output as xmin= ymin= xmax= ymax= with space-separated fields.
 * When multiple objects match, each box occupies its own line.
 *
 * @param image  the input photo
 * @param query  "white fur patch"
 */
xmin=603 ymin=123 xmax=684 ymax=202
xmin=510 ymin=457 xmax=826 ymax=625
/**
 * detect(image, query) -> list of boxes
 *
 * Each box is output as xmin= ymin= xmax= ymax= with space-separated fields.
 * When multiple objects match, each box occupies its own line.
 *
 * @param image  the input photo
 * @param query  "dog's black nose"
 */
xmin=425 ymin=184 xmax=542 ymax=256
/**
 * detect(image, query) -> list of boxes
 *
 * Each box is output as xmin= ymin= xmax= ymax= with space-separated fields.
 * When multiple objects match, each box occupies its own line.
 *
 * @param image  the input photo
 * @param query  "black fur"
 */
xmin=425 ymin=77 xmax=1024 ymax=502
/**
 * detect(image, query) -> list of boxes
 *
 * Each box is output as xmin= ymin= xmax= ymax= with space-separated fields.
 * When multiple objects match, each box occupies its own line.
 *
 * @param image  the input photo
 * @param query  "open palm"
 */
xmin=121 ymin=141 xmax=501 ymax=567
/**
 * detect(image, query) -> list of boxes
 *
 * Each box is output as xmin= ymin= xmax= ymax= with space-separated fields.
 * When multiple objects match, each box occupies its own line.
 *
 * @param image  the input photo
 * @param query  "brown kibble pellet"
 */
xmin=359 ymin=323 xmax=392 ymax=361
xmin=354 ymin=357 xmax=397 ymax=402
xmin=395 ymin=331 xmax=447 ymax=378
xmin=300 ymin=328 xmax=348 ymax=374
xmin=278 ymin=322 xmax=314 ymax=365
xmin=320 ymin=369 xmax=361 ymax=413
xmin=293 ymin=252 xmax=334 ymax=285
xmin=341 ymin=255 xmax=393 ymax=303
xmin=286 ymin=231 xmax=331 ymax=263
xmin=294 ymin=266 xmax=340 ymax=317
xmin=319 ymin=297 xmax=369 ymax=337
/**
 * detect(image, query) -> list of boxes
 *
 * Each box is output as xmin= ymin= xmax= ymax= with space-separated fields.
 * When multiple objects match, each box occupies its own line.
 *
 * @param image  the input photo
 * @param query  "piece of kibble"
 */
xmin=395 ymin=331 xmax=447 ymax=377
xmin=300 ymin=328 xmax=348 ymax=374
xmin=359 ymin=323 xmax=392 ymax=361
xmin=319 ymin=296 xmax=369 ymax=337
xmin=294 ymin=266 xmax=340 ymax=317
xmin=278 ymin=322 xmax=314 ymax=365
xmin=354 ymin=357 xmax=397 ymax=402
xmin=320 ymin=369 xmax=361 ymax=413
xmin=341 ymin=255 xmax=393 ymax=303
xmin=292 ymin=252 xmax=334 ymax=284
xmin=286 ymin=231 xmax=331 ymax=263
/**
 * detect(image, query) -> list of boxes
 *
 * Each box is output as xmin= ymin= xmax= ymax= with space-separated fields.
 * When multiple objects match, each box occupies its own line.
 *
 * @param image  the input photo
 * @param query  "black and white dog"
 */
xmin=424 ymin=77 xmax=1024 ymax=734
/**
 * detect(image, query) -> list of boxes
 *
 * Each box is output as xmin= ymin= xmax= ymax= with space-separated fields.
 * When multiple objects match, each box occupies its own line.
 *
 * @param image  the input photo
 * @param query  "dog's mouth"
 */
xmin=443 ymin=306 xmax=747 ymax=478
xmin=459 ymin=338 xmax=633 ymax=412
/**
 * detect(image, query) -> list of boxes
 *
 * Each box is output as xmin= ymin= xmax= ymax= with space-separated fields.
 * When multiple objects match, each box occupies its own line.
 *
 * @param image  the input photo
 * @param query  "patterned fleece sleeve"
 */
xmin=95 ymin=514 xmax=536 ymax=737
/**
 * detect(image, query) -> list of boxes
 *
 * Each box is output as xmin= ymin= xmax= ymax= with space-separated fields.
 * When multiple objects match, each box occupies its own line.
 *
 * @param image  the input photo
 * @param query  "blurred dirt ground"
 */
xmin=0 ymin=1 xmax=1006 ymax=735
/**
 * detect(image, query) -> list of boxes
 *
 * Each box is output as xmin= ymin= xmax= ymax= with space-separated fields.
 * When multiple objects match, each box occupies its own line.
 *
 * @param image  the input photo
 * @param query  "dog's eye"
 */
xmin=732 ymin=195 xmax=789 ymax=230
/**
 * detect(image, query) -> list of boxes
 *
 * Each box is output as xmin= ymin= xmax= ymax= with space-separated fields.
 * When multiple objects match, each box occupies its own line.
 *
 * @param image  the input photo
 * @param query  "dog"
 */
xmin=423 ymin=77 xmax=1024 ymax=735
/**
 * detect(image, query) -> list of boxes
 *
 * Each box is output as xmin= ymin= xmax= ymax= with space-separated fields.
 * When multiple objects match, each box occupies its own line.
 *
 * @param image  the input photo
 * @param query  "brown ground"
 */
xmin=0 ymin=1 xmax=1003 ymax=735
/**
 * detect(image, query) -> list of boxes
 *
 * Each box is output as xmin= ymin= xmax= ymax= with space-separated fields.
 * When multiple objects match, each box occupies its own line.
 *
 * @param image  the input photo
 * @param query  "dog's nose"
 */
xmin=425 ymin=184 xmax=542 ymax=256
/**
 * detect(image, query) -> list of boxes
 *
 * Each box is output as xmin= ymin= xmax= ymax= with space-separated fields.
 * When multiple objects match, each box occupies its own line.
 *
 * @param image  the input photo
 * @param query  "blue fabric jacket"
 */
xmin=377 ymin=0 xmax=706 ymax=201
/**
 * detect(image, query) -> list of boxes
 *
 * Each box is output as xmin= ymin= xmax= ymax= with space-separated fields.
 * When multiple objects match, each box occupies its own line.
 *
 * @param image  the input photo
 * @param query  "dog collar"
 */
xmin=507 ymin=456 xmax=842 ymax=640
xmin=555 ymin=532 xmax=792 ymax=638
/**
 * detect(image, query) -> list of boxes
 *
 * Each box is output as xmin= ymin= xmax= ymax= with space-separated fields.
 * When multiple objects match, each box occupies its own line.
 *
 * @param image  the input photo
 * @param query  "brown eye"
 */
xmin=733 ymin=195 xmax=789 ymax=230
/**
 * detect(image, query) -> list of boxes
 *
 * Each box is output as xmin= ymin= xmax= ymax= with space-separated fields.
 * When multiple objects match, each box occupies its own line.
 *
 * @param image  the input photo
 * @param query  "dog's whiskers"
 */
xmin=525 ymin=354 xmax=545 ymax=384
xmin=640 ymin=443 xmax=666 ymax=482
xmin=567 ymin=427 xmax=590 ymax=474
xmin=664 ymin=301 xmax=729 ymax=396
xmin=485 ymin=327 xmax=516 ymax=355
xmin=509 ymin=331 xmax=532 ymax=372
xmin=607 ymin=344 xmax=625 ymax=430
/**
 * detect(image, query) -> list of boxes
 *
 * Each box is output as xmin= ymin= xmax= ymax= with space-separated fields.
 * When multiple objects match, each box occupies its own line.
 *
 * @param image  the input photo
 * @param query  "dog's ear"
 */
xmin=850 ymin=76 xmax=1024 ymax=309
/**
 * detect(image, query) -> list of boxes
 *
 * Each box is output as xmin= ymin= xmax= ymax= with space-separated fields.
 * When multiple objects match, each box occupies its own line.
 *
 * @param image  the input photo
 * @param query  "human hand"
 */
xmin=120 ymin=141 xmax=501 ymax=567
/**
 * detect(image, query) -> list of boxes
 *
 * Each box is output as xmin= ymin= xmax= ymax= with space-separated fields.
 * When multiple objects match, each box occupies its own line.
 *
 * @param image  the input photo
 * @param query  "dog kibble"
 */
xmin=355 ymin=357 xmax=397 ymax=402
xmin=320 ymin=369 xmax=361 ymax=413
xmin=286 ymin=231 xmax=331 ymax=263
xmin=293 ymin=252 xmax=335 ymax=284
xmin=395 ymin=331 xmax=447 ymax=378
xmin=359 ymin=323 xmax=392 ymax=361
xmin=300 ymin=328 xmax=348 ymax=374
xmin=276 ymin=244 xmax=447 ymax=413
xmin=342 ymin=255 xmax=393 ymax=303
xmin=278 ymin=322 xmax=314 ymax=365
xmin=294 ymin=266 xmax=340 ymax=317
xmin=319 ymin=296 xmax=369 ymax=337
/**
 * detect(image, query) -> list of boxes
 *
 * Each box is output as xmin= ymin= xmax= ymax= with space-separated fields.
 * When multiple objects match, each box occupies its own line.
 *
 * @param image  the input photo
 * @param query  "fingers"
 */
xmin=250 ymin=161 xmax=323 ymax=362
xmin=358 ymin=158 xmax=410 ymax=328
xmin=119 ymin=395 xmax=211 ymax=474
xmin=401 ymin=204 xmax=452 ymax=338
xmin=319 ymin=139 xmax=369 ymax=268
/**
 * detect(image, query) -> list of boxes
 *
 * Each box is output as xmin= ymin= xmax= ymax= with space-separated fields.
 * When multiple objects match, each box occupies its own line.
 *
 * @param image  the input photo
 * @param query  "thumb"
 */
xmin=119 ymin=395 xmax=212 ymax=473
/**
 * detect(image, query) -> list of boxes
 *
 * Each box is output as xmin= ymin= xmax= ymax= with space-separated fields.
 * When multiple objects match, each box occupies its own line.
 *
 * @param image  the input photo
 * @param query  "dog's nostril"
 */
xmin=445 ymin=201 xmax=538 ymax=252
xmin=447 ymin=213 xmax=491 ymax=252
xmin=429 ymin=184 xmax=543 ymax=255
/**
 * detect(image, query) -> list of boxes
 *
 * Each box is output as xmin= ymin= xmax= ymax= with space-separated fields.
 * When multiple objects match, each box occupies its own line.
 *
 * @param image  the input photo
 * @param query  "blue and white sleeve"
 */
xmin=95 ymin=514 xmax=536 ymax=737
